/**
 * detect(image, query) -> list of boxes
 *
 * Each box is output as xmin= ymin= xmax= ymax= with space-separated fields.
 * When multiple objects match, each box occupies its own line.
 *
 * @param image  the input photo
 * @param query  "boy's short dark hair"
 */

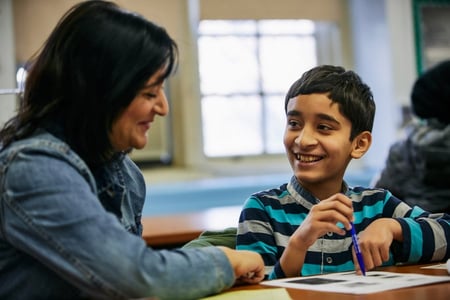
xmin=285 ymin=65 xmax=376 ymax=140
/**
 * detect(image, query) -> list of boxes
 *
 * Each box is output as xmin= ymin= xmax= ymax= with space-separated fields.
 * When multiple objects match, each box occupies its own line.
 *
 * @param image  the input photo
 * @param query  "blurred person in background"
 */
xmin=373 ymin=60 xmax=450 ymax=214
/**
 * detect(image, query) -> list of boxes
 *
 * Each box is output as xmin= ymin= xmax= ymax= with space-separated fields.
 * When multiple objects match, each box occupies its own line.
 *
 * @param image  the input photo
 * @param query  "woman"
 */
xmin=0 ymin=1 xmax=264 ymax=299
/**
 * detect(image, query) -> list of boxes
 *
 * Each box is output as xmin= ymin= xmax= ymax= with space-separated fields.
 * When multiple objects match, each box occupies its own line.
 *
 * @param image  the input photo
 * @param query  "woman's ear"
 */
xmin=351 ymin=131 xmax=372 ymax=159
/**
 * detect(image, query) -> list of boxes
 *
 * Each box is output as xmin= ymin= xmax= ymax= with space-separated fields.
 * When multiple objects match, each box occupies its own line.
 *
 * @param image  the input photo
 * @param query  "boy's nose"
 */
xmin=295 ymin=129 xmax=318 ymax=147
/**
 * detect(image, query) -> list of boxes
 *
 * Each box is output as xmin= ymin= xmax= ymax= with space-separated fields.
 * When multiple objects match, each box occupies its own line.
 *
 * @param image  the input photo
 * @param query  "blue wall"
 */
xmin=143 ymin=169 xmax=375 ymax=216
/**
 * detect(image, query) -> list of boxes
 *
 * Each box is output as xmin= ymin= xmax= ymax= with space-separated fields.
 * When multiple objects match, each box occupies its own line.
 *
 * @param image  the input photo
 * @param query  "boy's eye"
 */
xmin=318 ymin=124 xmax=332 ymax=131
xmin=287 ymin=120 xmax=300 ymax=127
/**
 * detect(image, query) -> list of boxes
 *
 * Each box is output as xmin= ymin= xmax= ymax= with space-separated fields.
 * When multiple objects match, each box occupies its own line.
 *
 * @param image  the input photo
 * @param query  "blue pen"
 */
xmin=350 ymin=222 xmax=366 ymax=276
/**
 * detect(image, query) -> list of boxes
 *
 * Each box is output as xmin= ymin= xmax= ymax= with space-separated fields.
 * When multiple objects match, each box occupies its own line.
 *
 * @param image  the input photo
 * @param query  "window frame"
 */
xmin=197 ymin=19 xmax=342 ymax=159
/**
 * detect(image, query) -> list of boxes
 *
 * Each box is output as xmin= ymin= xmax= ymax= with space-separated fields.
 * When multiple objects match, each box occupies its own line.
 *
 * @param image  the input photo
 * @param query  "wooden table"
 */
xmin=228 ymin=263 xmax=450 ymax=299
xmin=141 ymin=206 xmax=241 ymax=248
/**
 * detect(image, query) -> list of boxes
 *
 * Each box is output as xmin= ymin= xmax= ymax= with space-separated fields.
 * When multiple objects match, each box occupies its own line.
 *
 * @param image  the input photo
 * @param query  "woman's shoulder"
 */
xmin=1 ymin=129 xmax=69 ymax=154
xmin=0 ymin=129 xmax=92 ymax=179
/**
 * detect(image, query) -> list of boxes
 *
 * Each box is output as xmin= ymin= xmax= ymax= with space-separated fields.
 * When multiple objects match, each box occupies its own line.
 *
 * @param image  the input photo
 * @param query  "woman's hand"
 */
xmin=218 ymin=247 xmax=265 ymax=284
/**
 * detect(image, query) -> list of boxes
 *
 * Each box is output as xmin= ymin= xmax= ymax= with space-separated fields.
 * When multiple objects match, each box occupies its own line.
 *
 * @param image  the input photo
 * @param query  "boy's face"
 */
xmin=284 ymin=93 xmax=370 ymax=197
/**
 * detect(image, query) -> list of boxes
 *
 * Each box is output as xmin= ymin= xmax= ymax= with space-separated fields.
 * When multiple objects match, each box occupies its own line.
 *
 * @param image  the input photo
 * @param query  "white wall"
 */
xmin=0 ymin=0 xmax=17 ymax=127
xmin=348 ymin=0 xmax=416 ymax=170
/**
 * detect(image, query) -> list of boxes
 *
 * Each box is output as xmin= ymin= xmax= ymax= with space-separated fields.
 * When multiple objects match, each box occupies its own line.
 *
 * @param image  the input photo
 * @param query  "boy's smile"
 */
xmin=284 ymin=93 xmax=363 ymax=199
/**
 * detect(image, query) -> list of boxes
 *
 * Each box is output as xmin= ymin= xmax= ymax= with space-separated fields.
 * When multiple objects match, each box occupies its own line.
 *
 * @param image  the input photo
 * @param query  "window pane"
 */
xmin=265 ymin=96 xmax=286 ymax=153
xmin=198 ymin=20 xmax=257 ymax=35
xmin=198 ymin=36 xmax=259 ymax=94
xmin=202 ymin=96 xmax=263 ymax=157
xmin=260 ymin=36 xmax=317 ymax=93
xmin=259 ymin=20 xmax=315 ymax=34
xmin=197 ymin=19 xmax=324 ymax=158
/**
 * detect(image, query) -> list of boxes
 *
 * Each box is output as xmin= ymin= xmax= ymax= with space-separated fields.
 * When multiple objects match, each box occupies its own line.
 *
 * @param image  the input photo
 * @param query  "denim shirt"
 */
xmin=0 ymin=129 xmax=234 ymax=300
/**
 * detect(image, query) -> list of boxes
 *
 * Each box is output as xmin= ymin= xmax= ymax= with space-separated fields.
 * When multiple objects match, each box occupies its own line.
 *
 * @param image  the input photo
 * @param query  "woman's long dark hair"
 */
xmin=0 ymin=0 xmax=178 ymax=166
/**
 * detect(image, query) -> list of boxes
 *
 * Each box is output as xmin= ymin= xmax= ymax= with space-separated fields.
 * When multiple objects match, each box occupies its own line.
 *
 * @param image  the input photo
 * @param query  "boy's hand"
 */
xmin=355 ymin=218 xmax=402 ymax=271
xmin=291 ymin=193 xmax=354 ymax=249
xmin=280 ymin=193 xmax=354 ymax=277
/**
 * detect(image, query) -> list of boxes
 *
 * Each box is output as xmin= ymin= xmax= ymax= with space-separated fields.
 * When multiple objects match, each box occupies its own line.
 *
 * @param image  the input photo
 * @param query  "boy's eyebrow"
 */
xmin=286 ymin=110 xmax=301 ymax=117
xmin=286 ymin=110 xmax=341 ymax=125
xmin=317 ymin=113 xmax=341 ymax=125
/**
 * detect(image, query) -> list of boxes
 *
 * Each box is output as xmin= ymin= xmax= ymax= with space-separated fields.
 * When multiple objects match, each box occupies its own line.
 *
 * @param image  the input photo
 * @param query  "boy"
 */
xmin=236 ymin=65 xmax=450 ymax=279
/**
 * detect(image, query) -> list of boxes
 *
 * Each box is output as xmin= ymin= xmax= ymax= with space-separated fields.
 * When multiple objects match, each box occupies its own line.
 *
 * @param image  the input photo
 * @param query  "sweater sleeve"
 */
xmin=236 ymin=196 xmax=280 ymax=278
xmin=386 ymin=195 xmax=450 ymax=263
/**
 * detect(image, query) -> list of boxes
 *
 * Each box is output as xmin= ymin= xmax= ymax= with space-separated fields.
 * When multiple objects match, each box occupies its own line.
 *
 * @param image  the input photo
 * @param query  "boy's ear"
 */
xmin=351 ymin=131 xmax=372 ymax=159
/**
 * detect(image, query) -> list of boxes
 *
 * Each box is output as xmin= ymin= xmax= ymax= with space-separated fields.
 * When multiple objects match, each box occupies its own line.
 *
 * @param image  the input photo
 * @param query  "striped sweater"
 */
xmin=236 ymin=176 xmax=450 ymax=279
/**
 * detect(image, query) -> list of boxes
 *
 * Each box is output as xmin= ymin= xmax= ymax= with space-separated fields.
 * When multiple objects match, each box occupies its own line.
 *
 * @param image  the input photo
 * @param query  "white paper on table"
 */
xmin=260 ymin=271 xmax=450 ymax=294
xmin=421 ymin=263 xmax=447 ymax=269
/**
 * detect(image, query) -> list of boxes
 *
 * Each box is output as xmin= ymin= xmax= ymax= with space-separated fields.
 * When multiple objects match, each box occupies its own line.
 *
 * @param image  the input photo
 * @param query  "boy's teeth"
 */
xmin=297 ymin=155 xmax=320 ymax=162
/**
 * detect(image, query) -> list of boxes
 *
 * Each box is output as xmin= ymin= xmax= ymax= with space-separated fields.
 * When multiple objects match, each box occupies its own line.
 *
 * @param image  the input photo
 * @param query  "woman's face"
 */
xmin=109 ymin=69 xmax=169 ymax=151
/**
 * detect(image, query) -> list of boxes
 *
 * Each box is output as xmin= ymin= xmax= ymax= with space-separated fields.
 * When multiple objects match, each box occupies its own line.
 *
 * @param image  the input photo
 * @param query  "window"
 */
xmin=198 ymin=20 xmax=319 ymax=157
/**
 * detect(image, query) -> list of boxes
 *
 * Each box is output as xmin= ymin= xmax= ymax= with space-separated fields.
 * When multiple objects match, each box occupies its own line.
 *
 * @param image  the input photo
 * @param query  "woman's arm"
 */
xmin=2 ymin=151 xmax=240 ymax=299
